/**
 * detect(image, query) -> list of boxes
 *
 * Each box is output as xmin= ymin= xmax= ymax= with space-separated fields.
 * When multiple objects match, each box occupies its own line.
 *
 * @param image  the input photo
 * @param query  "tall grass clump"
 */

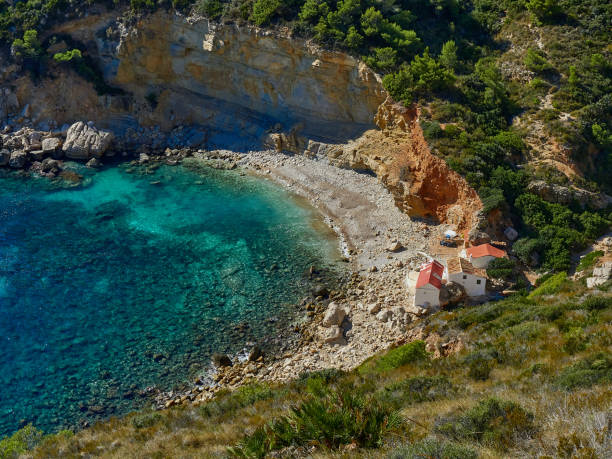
xmin=230 ymin=386 xmax=401 ymax=457
xmin=435 ymin=398 xmax=536 ymax=450
xmin=387 ymin=437 xmax=478 ymax=459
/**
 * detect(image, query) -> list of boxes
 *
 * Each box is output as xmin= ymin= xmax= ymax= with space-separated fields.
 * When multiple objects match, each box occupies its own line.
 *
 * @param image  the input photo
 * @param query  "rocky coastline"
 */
xmin=0 ymin=119 xmax=466 ymax=418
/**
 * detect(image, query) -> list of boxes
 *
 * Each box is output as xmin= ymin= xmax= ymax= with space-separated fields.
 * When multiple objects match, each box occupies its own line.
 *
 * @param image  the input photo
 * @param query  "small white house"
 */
xmin=414 ymin=260 xmax=444 ymax=309
xmin=461 ymin=243 xmax=507 ymax=268
xmin=446 ymin=257 xmax=487 ymax=297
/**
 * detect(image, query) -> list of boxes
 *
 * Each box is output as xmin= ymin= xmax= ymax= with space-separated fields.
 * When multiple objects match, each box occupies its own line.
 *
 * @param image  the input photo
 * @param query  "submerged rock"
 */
xmin=211 ymin=353 xmax=232 ymax=367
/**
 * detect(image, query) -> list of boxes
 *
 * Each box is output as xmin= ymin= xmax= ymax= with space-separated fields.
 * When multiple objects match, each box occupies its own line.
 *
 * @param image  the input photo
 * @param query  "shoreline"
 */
xmin=1 ymin=148 xmax=450 ymax=425
xmin=150 ymin=149 xmax=453 ymax=409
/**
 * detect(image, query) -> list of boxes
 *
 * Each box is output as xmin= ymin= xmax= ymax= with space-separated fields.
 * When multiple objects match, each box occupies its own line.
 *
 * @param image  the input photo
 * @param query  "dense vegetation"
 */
xmin=3 ymin=276 xmax=610 ymax=457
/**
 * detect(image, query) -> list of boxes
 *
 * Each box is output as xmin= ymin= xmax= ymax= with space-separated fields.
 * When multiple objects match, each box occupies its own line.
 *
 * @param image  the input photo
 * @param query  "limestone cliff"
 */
xmin=15 ymin=11 xmax=383 ymax=145
xmin=2 ymin=10 xmax=481 ymax=233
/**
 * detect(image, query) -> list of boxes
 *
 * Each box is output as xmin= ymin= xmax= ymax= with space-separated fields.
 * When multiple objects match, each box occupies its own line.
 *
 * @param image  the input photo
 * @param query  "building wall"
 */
xmin=449 ymin=272 xmax=486 ymax=297
xmin=414 ymin=285 xmax=440 ymax=308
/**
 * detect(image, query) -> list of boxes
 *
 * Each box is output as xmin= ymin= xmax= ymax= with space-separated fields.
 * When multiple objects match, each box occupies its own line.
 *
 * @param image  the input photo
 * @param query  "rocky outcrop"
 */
xmin=527 ymin=180 xmax=612 ymax=209
xmin=63 ymin=122 xmax=114 ymax=159
xmin=586 ymin=262 xmax=612 ymax=289
xmin=321 ymin=302 xmax=347 ymax=328
xmin=440 ymin=282 xmax=467 ymax=308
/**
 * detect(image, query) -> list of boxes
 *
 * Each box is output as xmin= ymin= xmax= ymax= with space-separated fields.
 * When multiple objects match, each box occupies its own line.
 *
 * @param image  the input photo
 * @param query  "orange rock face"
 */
xmin=329 ymin=98 xmax=482 ymax=234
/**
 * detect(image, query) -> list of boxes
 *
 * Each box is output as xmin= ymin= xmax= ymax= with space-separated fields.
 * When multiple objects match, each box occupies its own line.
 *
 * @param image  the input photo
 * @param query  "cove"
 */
xmin=0 ymin=161 xmax=342 ymax=437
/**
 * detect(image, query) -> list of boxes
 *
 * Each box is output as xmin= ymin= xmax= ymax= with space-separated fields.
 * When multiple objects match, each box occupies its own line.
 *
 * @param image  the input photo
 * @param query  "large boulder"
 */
xmin=321 ymin=302 xmax=347 ymax=327
xmin=9 ymin=150 xmax=27 ymax=168
xmin=42 ymin=137 xmax=62 ymax=153
xmin=440 ymin=281 xmax=467 ymax=308
xmin=323 ymin=325 xmax=345 ymax=344
xmin=63 ymin=122 xmax=114 ymax=160
xmin=586 ymin=262 xmax=612 ymax=289
xmin=0 ymin=149 xmax=10 ymax=166
xmin=211 ymin=352 xmax=232 ymax=367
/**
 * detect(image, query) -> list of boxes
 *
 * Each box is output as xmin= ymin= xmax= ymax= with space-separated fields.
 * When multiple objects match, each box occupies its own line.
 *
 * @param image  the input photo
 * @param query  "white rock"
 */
xmin=321 ymin=302 xmax=347 ymax=327
xmin=8 ymin=150 xmax=27 ymax=168
xmin=62 ymin=121 xmax=114 ymax=159
xmin=41 ymin=137 xmax=61 ymax=152
xmin=376 ymin=309 xmax=392 ymax=323
xmin=368 ymin=303 xmax=381 ymax=315
xmin=323 ymin=325 xmax=344 ymax=344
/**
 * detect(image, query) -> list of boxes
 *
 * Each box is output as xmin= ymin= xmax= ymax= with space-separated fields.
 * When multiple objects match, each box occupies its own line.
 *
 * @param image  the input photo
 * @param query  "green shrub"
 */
xmin=195 ymin=0 xmax=225 ymax=18
xmin=468 ymin=358 xmax=493 ymax=381
xmin=200 ymin=382 xmax=274 ymax=418
xmin=230 ymin=387 xmax=401 ymax=456
xmin=555 ymin=353 xmax=612 ymax=390
xmin=0 ymin=425 xmax=44 ymax=458
xmin=562 ymin=327 xmax=587 ymax=355
xmin=387 ymin=437 xmax=478 ymax=459
xmin=250 ymin=0 xmax=281 ymax=26
xmin=487 ymin=257 xmax=516 ymax=280
xmin=528 ymin=272 xmax=567 ymax=298
xmin=297 ymin=368 xmax=345 ymax=397
xmin=131 ymin=412 xmax=163 ymax=429
xmin=375 ymin=340 xmax=429 ymax=372
xmin=577 ymin=251 xmax=604 ymax=272
xmin=53 ymin=48 xmax=81 ymax=62
xmin=378 ymin=376 xmax=453 ymax=408
xmin=524 ymin=48 xmax=554 ymax=74
xmin=526 ymin=0 xmax=561 ymax=24
xmin=435 ymin=398 xmax=536 ymax=450
xmin=581 ymin=295 xmax=611 ymax=311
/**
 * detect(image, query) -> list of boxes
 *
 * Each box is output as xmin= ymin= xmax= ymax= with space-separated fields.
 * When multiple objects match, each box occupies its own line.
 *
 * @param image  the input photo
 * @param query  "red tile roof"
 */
xmin=466 ymin=243 xmax=507 ymax=259
xmin=416 ymin=260 xmax=444 ymax=289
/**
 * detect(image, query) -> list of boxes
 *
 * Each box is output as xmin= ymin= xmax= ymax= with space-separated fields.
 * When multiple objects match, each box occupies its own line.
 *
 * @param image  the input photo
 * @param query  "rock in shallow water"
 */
xmin=63 ymin=122 xmax=114 ymax=160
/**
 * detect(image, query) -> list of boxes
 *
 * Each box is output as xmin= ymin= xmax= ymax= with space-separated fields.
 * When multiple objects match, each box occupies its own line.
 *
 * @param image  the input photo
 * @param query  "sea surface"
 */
xmin=0 ymin=161 xmax=341 ymax=437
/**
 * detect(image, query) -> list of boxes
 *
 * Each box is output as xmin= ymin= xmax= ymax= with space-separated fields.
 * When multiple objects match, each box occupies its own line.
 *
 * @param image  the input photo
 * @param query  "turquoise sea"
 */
xmin=0 ymin=161 xmax=341 ymax=437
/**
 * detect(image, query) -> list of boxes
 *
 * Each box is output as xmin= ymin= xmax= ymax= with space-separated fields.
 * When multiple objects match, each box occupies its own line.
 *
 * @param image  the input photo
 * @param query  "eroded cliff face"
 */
xmin=3 ymin=10 xmax=481 ymax=232
xmin=24 ymin=11 xmax=381 ymax=144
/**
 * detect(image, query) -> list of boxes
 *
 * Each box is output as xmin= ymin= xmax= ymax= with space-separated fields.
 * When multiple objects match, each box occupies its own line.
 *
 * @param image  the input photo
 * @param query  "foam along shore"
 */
xmin=149 ymin=149 xmax=458 ymax=409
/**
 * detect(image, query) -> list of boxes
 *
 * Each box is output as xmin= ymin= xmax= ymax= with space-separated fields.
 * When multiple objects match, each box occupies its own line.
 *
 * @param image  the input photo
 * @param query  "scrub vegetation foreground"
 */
xmin=2 ymin=276 xmax=611 ymax=458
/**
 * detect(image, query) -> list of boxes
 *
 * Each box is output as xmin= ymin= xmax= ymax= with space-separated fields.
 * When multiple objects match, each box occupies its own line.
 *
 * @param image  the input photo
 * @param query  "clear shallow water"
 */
xmin=0 ymin=162 xmax=341 ymax=437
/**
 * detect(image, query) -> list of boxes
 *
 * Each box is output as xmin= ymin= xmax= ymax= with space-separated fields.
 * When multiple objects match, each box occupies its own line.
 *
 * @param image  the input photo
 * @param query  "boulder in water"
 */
xmin=63 ymin=121 xmax=114 ymax=160
xmin=211 ymin=352 xmax=232 ymax=367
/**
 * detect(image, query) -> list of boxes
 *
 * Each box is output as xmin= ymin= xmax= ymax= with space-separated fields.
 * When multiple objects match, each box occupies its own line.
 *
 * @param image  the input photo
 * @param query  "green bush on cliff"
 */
xmin=373 ymin=340 xmax=429 ymax=372
xmin=0 ymin=425 xmax=43 ymax=458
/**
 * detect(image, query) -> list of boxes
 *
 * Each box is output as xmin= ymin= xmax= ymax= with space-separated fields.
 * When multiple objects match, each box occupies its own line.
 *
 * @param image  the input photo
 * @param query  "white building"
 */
xmin=414 ymin=260 xmax=444 ymax=309
xmin=461 ymin=243 xmax=507 ymax=268
xmin=446 ymin=257 xmax=487 ymax=297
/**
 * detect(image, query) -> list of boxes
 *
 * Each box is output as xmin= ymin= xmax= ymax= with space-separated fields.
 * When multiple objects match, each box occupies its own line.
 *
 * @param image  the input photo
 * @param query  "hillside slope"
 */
xmin=3 ymin=276 xmax=610 ymax=458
